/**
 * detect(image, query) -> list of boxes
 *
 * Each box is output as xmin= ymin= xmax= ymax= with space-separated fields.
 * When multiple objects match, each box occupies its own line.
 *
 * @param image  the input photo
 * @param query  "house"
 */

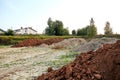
xmin=0 ymin=28 xmax=5 ymax=34
xmin=14 ymin=27 xmax=37 ymax=34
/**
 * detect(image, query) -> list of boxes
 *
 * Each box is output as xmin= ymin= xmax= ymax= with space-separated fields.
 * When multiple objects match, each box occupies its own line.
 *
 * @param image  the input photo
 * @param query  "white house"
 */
xmin=14 ymin=27 xmax=37 ymax=34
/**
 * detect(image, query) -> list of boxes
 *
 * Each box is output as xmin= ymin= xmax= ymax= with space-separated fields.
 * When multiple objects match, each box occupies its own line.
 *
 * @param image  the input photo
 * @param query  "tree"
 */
xmin=87 ymin=18 xmax=97 ymax=38
xmin=54 ymin=20 xmax=64 ymax=36
xmin=77 ymin=29 xmax=82 ymax=36
xmin=76 ymin=18 xmax=97 ymax=37
xmin=62 ymin=28 xmax=69 ymax=35
xmin=45 ymin=18 xmax=69 ymax=36
xmin=104 ymin=21 xmax=113 ymax=35
xmin=45 ymin=17 xmax=54 ymax=35
xmin=45 ymin=27 xmax=49 ymax=35
xmin=5 ymin=29 xmax=14 ymax=36
xmin=87 ymin=25 xmax=97 ymax=38
xmin=77 ymin=26 xmax=88 ymax=36
xmin=72 ymin=30 xmax=76 ymax=35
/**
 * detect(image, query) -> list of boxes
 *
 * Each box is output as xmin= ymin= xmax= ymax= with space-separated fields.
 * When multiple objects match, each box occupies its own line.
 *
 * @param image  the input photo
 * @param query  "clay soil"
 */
xmin=37 ymin=40 xmax=120 ymax=80
xmin=12 ymin=38 xmax=64 ymax=47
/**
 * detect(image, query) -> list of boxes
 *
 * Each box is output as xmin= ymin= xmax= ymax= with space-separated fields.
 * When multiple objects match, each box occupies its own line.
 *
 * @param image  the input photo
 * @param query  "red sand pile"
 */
xmin=12 ymin=38 xmax=64 ymax=47
xmin=37 ymin=40 xmax=120 ymax=80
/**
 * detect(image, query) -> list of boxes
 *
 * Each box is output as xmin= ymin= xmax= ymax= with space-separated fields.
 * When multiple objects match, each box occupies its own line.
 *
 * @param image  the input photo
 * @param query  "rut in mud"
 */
xmin=37 ymin=40 xmax=120 ymax=80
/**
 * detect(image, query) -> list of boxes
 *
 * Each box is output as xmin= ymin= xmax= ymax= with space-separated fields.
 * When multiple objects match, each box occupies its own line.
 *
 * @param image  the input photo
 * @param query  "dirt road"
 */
xmin=0 ymin=47 xmax=70 ymax=80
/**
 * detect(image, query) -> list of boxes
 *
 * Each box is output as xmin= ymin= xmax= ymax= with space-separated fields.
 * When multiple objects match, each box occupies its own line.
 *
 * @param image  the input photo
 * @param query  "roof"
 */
xmin=0 ymin=28 xmax=5 ymax=32
xmin=14 ymin=29 xmax=20 ymax=32
xmin=27 ymin=27 xmax=37 ymax=32
xmin=14 ymin=27 xmax=37 ymax=32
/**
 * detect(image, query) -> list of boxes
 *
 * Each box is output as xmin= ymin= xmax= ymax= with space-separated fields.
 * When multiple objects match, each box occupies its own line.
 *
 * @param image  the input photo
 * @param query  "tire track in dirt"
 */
xmin=0 ymin=47 xmax=69 ymax=80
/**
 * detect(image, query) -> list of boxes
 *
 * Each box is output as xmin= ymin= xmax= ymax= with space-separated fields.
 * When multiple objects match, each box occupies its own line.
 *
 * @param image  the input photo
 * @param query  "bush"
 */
xmin=5 ymin=29 xmax=14 ymax=36
xmin=0 ymin=37 xmax=12 ymax=45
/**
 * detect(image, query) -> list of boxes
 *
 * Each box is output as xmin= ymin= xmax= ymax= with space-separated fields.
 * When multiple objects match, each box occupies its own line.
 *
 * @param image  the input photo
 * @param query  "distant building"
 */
xmin=0 ymin=28 xmax=5 ymax=34
xmin=14 ymin=27 xmax=37 ymax=34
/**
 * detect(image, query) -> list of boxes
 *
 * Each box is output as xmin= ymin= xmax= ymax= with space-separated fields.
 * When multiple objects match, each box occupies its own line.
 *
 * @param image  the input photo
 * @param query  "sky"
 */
xmin=0 ymin=0 xmax=120 ymax=34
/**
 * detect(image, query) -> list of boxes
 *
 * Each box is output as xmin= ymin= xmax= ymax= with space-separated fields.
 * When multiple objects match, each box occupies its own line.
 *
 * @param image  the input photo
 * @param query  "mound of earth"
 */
xmin=37 ymin=40 xmax=120 ymax=80
xmin=50 ymin=38 xmax=86 ymax=49
xmin=12 ymin=38 xmax=64 ymax=47
xmin=75 ymin=37 xmax=118 ymax=53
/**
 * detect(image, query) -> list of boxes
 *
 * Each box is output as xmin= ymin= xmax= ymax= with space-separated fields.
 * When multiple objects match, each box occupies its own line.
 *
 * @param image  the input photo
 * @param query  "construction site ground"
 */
xmin=0 ymin=38 xmax=118 ymax=80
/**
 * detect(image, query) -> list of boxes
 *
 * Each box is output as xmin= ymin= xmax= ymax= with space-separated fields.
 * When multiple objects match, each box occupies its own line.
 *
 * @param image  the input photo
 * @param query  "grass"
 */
xmin=33 ymin=51 xmax=79 ymax=69
xmin=0 ymin=45 xmax=10 ymax=48
xmin=59 ymin=51 xmax=79 ymax=59
xmin=50 ymin=51 xmax=79 ymax=69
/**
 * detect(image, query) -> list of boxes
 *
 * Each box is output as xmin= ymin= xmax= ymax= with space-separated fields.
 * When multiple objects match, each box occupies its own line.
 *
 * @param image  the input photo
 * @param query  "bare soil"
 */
xmin=0 ymin=47 xmax=69 ymax=80
xmin=12 ymin=38 xmax=64 ymax=47
xmin=1 ymin=38 xmax=119 ymax=80
xmin=37 ymin=40 xmax=120 ymax=80
xmin=0 ymin=38 xmax=86 ymax=80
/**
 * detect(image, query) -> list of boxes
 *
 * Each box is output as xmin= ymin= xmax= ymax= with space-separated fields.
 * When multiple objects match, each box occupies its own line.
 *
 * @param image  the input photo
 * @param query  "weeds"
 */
xmin=38 ymin=51 xmax=79 ymax=69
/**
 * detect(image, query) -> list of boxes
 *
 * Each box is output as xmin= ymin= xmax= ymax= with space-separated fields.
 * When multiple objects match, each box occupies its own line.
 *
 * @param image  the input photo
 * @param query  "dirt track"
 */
xmin=0 ymin=47 xmax=70 ymax=80
xmin=0 ymin=38 xmax=86 ymax=80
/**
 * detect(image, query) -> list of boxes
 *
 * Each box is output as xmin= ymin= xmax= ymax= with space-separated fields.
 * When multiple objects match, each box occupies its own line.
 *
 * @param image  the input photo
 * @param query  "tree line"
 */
xmin=45 ymin=17 xmax=113 ymax=38
xmin=3 ymin=17 xmax=113 ymax=37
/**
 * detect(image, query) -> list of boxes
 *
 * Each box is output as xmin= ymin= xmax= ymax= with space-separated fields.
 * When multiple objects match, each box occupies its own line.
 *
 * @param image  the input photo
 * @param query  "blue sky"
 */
xmin=0 ymin=0 xmax=120 ymax=34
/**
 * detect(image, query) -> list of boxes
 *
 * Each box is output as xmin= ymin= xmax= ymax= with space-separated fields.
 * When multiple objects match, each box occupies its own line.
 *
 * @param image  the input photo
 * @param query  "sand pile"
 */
xmin=50 ymin=38 xmax=86 ymax=49
xmin=75 ymin=37 xmax=118 ymax=53
xmin=37 ymin=40 xmax=120 ymax=80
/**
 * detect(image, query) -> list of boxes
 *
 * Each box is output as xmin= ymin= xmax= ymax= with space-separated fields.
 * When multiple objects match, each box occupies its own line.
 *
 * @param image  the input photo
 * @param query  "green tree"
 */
xmin=45 ymin=18 xmax=69 ymax=36
xmin=45 ymin=17 xmax=54 ymax=35
xmin=87 ymin=25 xmax=97 ymax=38
xmin=54 ymin=20 xmax=63 ymax=36
xmin=62 ymin=28 xmax=69 ymax=35
xmin=72 ymin=30 xmax=76 ymax=35
xmin=77 ymin=26 xmax=88 ymax=36
xmin=5 ymin=29 xmax=14 ymax=36
xmin=87 ymin=18 xmax=97 ymax=38
xmin=104 ymin=21 xmax=113 ymax=35
xmin=45 ymin=27 xmax=49 ymax=35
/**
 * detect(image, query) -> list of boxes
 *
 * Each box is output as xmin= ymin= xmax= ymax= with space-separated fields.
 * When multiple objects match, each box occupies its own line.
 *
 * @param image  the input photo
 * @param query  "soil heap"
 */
xmin=12 ymin=38 xmax=63 ymax=47
xmin=37 ymin=40 xmax=120 ymax=80
xmin=75 ymin=37 xmax=118 ymax=53
xmin=50 ymin=38 xmax=86 ymax=49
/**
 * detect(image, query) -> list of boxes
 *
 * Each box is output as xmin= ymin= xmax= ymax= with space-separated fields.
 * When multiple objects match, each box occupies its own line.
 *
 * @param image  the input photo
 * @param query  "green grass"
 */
xmin=59 ymin=51 xmax=79 ymax=59
xmin=50 ymin=51 xmax=79 ymax=68
xmin=33 ymin=51 xmax=79 ymax=69
xmin=0 ymin=45 xmax=10 ymax=48
xmin=48 ymin=51 xmax=79 ymax=69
